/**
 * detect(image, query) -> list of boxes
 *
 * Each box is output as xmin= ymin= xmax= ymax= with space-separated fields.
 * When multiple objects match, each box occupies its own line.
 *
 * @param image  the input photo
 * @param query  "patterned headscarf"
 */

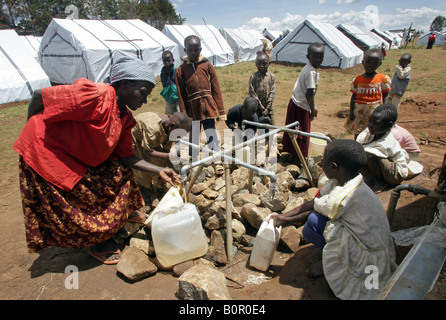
xmin=106 ymin=56 xmax=156 ymax=87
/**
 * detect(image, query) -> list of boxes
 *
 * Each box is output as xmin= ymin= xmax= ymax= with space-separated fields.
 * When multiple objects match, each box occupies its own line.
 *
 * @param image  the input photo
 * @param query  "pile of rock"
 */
xmin=112 ymin=153 xmax=324 ymax=300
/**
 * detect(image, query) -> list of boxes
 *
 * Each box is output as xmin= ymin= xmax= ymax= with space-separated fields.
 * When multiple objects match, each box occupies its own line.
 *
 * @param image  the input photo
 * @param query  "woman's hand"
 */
xmin=159 ymin=168 xmax=183 ymax=187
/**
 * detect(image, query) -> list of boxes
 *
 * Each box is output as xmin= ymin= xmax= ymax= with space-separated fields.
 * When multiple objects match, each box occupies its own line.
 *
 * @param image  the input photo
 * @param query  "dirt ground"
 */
xmin=0 ymin=89 xmax=445 ymax=301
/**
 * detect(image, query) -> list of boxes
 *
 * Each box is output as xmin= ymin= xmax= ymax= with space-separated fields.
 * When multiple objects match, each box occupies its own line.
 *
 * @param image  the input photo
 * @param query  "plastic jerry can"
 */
xmin=151 ymin=203 xmax=208 ymax=268
xmin=249 ymin=215 xmax=282 ymax=271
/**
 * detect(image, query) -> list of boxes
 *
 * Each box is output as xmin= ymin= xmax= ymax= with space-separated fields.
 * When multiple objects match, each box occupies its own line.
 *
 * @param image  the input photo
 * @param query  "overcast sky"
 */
xmin=172 ymin=0 xmax=446 ymax=33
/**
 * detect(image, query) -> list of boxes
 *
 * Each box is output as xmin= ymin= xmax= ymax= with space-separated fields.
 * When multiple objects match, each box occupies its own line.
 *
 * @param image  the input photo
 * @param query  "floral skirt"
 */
xmin=18 ymin=157 xmax=144 ymax=252
xmin=344 ymin=102 xmax=380 ymax=135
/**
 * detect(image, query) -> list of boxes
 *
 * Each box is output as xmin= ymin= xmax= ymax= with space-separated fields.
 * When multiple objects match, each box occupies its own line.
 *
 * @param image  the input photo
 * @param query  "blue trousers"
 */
xmin=189 ymin=119 xmax=220 ymax=158
xmin=302 ymin=211 xmax=329 ymax=248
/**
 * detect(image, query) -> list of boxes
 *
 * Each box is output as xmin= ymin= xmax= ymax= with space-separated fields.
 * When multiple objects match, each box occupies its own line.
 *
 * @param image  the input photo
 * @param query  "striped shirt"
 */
xmin=249 ymin=71 xmax=276 ymax=113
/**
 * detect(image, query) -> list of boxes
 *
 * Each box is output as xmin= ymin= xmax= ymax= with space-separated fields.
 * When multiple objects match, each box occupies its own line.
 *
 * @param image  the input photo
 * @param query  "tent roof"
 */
xmin=416 ymin=31 xmax=446 ymax=46
xmin=337 ymin=24 xmax=380 ymax=51
xmin=39 ymin=18 xmax=179 ymax=84
xmin=272 ymin=20 xmax=363 ymax=69
xmin=354 ymin=26 xmax=390 ymax=50
xmin=371 ymin=29 xmax=393 ymax=46
xmin=162 ymin=24 xmax=234 ymax=67
xmin=0 ymin=30 xmax=50 ymax=104
xmin=219 ymin=28 xmax=265 ymax=62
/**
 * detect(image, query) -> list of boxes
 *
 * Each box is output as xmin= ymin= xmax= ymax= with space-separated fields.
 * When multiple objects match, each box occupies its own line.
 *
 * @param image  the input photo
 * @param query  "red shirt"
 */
xmin=13 ymin=79 xmax=136 ymax=191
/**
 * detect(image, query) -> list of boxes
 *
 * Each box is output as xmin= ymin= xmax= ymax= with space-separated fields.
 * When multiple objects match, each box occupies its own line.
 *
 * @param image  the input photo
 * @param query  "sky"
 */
xmin=171 ymin=0 xmax=446 ymax=33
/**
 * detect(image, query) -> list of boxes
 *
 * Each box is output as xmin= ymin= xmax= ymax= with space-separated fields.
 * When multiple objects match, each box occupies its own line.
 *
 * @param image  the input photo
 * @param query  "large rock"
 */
xmin=232 ymin=193 xmax=261 ymax=207
xmin=283 ymin=195 xmax=305 ymax=213
xmin=206 ymin=230 xmax=228 ymax=265
xmin=240 ymin=203 xmax=271 ymax=229
xmin=117 ymin=247 xmax=158 ymax=281
xmin=260 ymin=188 xmax=289 ymax=212
xmin=177 ymin=264 xmax=231 ymax=300
xmin=279 ymin=225 xmax=301 ymax=252
xmin=231 ymin=167 xmax=250 ymax=189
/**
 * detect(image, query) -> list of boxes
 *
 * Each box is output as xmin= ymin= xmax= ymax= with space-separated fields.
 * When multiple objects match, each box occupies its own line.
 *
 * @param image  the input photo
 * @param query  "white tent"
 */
xmin=219 ymin=28 xmax=265 ymax=62
xmin=0 ymin=30 xmax=50 ymax=104
xmin=371 ymin=29 xmax=393 ymax=48
xmin=417 ymin=32 xmax=445 ymax=46
xmin=39 ymin=18 xmax=179 ymax=84
xmin=337 ymin=24 xmax=380 ymax=51
xmin=162 ymin=24 xmax=234 ymax=67
xmin=383 ymin=30 xmax=403 ymax=48
xmin=271 ymin=20 xmax=363 ymax=69
xmin=19 ymin=35 xmax=42 ymax=61
xmin=355 ymin=26 xmax=390 ymax=50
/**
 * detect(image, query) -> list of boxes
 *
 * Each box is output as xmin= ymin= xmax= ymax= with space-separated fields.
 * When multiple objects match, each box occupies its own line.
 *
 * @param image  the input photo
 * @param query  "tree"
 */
xmin=430 ymin=15 xmax=446 ymax=32
xmin=0 ymin=0 xmax=184 ymax=34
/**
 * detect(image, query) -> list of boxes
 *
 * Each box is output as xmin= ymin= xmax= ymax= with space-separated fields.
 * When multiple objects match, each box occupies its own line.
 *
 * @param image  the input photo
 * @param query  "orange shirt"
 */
xmin=13 ymin=79 xmax=136 ymax=191
xmin=350 ymin=73 xmax=391 ymax=104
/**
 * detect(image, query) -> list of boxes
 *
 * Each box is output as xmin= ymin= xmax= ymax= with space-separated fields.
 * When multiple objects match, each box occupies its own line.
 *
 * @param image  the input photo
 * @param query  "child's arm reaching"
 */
xmin=270 ymin=199 xmax=315 ymax=227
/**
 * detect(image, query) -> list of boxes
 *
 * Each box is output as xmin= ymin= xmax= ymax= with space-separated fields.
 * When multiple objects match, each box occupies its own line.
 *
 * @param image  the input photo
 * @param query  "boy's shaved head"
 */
xmin=184 ymin=35 xmax=201 ymax=47
xmin=307 ymin=42 xmax=324 ymax=55
xmin=364 ymin=48 xmax=383 ymax=60
xmin=400 ymin=53 xmax=412 ymax=61
xmin=324 ymin=139 xmax=367 ymax=173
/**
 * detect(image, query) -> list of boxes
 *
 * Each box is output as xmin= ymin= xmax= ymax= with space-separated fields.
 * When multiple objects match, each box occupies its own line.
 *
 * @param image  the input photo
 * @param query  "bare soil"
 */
xmin=0 ymin=88 xmax=445 ymax=301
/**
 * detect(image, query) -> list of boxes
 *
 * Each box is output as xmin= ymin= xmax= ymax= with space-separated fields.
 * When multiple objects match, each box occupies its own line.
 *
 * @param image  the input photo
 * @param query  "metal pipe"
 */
xmin=225 ymin=163 xmax=233 ymax=262
xmin=242 ymin=120 xmax=332 ymax=143
xmin=177 ymin=138 xmax=277 ymax=183
xmin=386 ymin=184 xmax=433 ymax=224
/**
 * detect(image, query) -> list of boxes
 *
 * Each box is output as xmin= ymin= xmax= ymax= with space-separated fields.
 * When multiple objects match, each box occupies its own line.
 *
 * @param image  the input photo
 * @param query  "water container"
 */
xmin=308 ymin=132 xmax=328 ymax=157
xmin=250 ymin=215 xmax=282 ymax=271
xmin=235 ymin=146 xmax=250 ymax=164
xmin=144 ymin=185 xmax=185 ymax=227
xmin=151 ymin=203 xmax=208 ymax=268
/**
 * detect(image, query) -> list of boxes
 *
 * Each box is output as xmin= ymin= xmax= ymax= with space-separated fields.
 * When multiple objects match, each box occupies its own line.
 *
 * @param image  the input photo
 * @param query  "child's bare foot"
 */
xmin=306 ymin=260 xmax=324 ymax=278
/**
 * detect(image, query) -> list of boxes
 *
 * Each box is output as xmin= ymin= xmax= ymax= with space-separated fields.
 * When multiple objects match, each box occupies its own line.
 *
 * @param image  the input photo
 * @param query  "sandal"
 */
xmin=85 ymin=241 xmax=122 ymax=265
xmin=128 ymin=209 xmax=148 ymax=224
xmin=214 ymin=164 xmax=224 ymax=175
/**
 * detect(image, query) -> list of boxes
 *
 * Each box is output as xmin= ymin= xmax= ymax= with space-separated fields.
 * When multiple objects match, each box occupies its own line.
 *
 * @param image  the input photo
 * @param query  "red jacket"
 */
xmin=13 ymin=79 xmax=136 ymax=191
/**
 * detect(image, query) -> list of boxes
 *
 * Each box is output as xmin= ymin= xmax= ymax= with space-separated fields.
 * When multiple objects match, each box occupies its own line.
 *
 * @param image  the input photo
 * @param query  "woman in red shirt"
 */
xmin=13 ymin=57 xmax=181 ymax=264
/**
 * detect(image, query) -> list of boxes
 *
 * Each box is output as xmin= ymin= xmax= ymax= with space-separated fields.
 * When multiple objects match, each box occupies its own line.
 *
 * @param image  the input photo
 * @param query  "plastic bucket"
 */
xmin=308 ymin=132 xmax=328 ymax=157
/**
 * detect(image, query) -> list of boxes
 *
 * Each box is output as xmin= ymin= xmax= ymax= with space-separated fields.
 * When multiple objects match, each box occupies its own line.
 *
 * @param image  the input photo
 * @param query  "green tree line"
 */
xmin=0 ymin=0 xmax=185 ymax=35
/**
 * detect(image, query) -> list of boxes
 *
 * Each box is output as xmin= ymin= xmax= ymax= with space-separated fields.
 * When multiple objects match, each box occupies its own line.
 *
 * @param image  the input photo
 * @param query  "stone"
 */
xmin=232 ymin=193 xmax=261 ymax=207
xmin=294 ymin=178 xmax=311 ymax=191
xmin=306 ymin=187 xmax=320 ymax=200
xmin=202 ymin=188 xmax=219 ymax=200
xmin=129 ymin=237 xmax=155 ymax=256
xmin=204 ymin=213 xmax=226 ymax=230
xmin=117 ymin=247 xmax=158 ymax=281
xmin=177 ymin=264 xmax=231 ymax=300
xmin=286 ymin=164 xmax=301 ymax=178
xmin=251 ymin=180 xmax=268 ymax=195
xmin=260 ymin=188 xmax=289 ymax=212
xmin=206 ymin=230 xmax=228 ymax=265
xmin=240 ymin=203 xmax=271 ymax=229
xmin=279 ymin=225 xmax=301 ymax=252
xmin=192 ymin=194 xmax=212 ymax=217
xmin=283 ymin=195 xmax=305 ymax=213
xmin=231 ymin=219 xmax=246 ymax=235
xmin=172 ymin=260 xmax=194 ymax=277
xmin=231 ymin=167 xmax=250 ymax=189
xmin=275 ymin=170 xmax=295 ymax=190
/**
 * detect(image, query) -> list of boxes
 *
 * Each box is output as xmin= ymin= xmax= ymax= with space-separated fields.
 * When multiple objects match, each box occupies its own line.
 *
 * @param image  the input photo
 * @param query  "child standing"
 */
xmin=249 ymin=52 xmax=276 ymax=125
xmin=282 ymin=43 xmax=325 ymax=160
xmin=270 ymin=139 xmax=397 ymax=300
xmin=344 ymin=48 xmax=391 ymax=138
xmin=176 ymin=35 xmax=226 ymax=174
xmin=160 ymin=51 xmax=179 ymax=115
xmin=386 ymin=53 xmax=412 ymax=110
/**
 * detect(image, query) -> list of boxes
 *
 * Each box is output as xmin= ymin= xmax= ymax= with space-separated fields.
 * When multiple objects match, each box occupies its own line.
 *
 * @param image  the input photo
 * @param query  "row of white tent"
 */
xmin=0 ymin=18 xmax=441 ymax=104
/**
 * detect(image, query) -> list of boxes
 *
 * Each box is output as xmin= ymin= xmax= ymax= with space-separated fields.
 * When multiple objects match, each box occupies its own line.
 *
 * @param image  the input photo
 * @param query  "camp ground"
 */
xmin=417 ymin=31 xmax=446 ymax=46
xmin=219 ymin=28 xmax=266 ymax=62
xmin=336 ymin=24 xmax=381 ymax=52
xmin=0 ymin=30 xmax=50 ymax=104
xmin=271 ymin=19 xmax=364 ymax=69
xmin=162 ymin=24 xmax=234 ymax=67
xmin=39 ymin=18 xmax=179 ymax=85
